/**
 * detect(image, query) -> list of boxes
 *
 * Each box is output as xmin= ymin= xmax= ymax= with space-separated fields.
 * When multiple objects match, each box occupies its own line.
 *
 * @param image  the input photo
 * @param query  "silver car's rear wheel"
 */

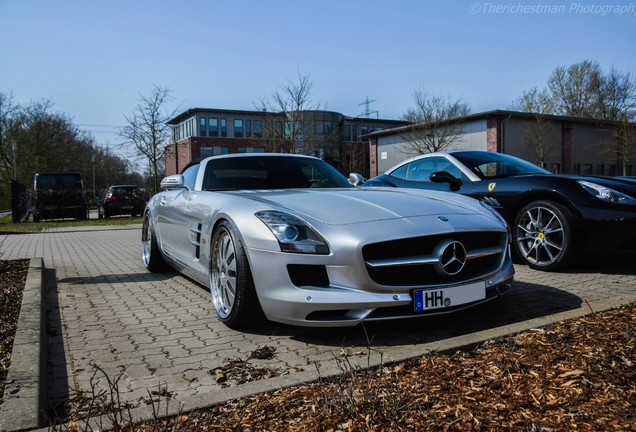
xmin=210 ymin=221 xmax=262 ymax=328
xmin=513 ymin=200 xmax=576 ymax=271
xmin=141 ymin=212 xmax=168 ymax=272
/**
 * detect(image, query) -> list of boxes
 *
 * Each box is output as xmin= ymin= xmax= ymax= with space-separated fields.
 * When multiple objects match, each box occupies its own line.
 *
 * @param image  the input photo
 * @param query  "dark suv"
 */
xmin=31 ymin=172 xmax=88 ymax=221
xmin=98 ymin=185 xmax=147 ymax=218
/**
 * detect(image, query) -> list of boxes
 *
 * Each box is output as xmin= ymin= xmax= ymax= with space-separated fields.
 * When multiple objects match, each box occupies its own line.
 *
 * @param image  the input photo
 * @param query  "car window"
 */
xmin=452 ymin=151 xmax=549 ymax=179
xmin=391 ymin=157 xmax=463 ymax=182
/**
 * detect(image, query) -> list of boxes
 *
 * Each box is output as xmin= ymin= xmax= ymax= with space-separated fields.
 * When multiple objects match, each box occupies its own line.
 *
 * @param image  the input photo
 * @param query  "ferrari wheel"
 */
xmin=513 ymin=200 xmax=577 ymax=271
xmin=141 ymin=212 xmax=168 ymax=272
xmin=210 ymin=221 xmax=261 ymax=329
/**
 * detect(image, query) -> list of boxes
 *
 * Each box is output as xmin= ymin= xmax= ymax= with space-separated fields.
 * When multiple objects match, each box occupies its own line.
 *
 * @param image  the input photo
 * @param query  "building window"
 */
xmin=238 ymin=147 xmax=265 ymax=153
xmin=572 ymin=163 xmax=580 ymax=174
xmin=584 ymin=164 xmax=593 ymax=175
xmin=595 ymin=164 xmax=604 ymax=175
xmin=220 ymin=118 xmax=227 ymax=137
xmin=245 ymin=119 xmax=252 ymax=137
xmin=253 ymin=120 xmax=263 ymax=138
xmin=199 ymin=118 xmax=207 ymax=136
xmin=209 ymin=118 xmax=218 ymax=136
xmin=351 ymin=125 xmax=359 ymax=141
xmin=361 ymin=126 xmax=369 ymax=136
xmin=323 ymin=121 xmax=333 ymax=135
xmin=608 ymin=164 xmax=616 ymax=176
xmin=551 ymin=163 xmax=560 ymax=174
xmin=201 ymin=146 xmax=229 ymax=157
xmin=344 ymin=125 xmax=351 ymax=140
xmin=234 ymin=119 xmax=244 ymax=137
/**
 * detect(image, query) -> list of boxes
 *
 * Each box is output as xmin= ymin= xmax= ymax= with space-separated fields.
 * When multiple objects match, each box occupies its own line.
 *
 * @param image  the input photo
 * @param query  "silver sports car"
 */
xmin=142 ymin=153 xmax=514 ymax=329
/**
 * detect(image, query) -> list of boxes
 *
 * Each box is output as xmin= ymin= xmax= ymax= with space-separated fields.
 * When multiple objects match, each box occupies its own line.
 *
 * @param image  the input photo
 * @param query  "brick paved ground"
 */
xmin=1 ymin=225 xmax=635 ymax=420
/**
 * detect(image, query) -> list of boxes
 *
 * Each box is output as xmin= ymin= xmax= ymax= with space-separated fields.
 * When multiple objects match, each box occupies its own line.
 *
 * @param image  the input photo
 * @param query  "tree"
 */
xmin=597 ymin=67 xmax=636 ymax=122
xmin=119 ymin=85 xmax=175 ymax=194
xmin=510 ymin=86 xmax=555 ymax=114
xmin=520 ymin=115 xmax=560 ymax=169
xmin=256 ymin=73 xmax=324 ymax=154
xmin=0 ymin=92 xmax=141 ymax=210
xmin=547 ymin=60 xmax=604 ymax=119
xmin=400 ymin=89 xmax=471 ymax=155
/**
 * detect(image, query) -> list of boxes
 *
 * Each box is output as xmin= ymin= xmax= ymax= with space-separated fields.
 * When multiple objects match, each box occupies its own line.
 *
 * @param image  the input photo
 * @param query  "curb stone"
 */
xmin=0 ymin=258 xmax=46 ymax=432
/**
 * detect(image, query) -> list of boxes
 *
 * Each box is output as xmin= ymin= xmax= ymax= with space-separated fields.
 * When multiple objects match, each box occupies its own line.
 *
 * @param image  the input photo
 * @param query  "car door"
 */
xmin=155 ymin=164 xmax=200 ymax=264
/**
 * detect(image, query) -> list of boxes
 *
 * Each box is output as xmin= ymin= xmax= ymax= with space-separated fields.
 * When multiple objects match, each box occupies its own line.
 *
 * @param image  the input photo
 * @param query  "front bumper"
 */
xmin=247 ymin=248 xmax=515 ymax=327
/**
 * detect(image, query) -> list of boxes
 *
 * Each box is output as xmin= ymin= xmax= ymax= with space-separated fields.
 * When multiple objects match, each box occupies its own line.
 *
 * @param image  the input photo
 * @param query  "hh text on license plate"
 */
xmin=414 ymin=282 xmax=485 ymax=311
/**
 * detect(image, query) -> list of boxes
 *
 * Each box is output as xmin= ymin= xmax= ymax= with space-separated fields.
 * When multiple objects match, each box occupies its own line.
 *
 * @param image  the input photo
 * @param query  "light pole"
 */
xmin=92 ymin=154 xmax=96 ymax=200
xmin=11 ymin=140 xmax=17 ymax=181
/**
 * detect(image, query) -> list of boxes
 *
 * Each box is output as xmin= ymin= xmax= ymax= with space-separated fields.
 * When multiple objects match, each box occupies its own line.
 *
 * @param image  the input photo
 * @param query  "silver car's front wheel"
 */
xmin=210 ymin=221 xmax=262 ymax=328
xmin=513 ymin=200 xmax=576 ymax=271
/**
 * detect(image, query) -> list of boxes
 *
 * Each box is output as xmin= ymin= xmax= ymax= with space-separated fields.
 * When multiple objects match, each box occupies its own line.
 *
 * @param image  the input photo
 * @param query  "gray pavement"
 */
xmin=1 ymin=225 xmax=636 ymax=427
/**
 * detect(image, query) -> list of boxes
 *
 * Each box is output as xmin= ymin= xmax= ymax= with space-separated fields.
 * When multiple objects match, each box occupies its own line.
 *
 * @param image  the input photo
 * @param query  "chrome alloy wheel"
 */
xmin=515 ymin=204 xmax=565 ymax=267
xmin=141 ymin=215 xmax=153 ymax=268
xmin=210 ymin=227 xmax=237 ymax=319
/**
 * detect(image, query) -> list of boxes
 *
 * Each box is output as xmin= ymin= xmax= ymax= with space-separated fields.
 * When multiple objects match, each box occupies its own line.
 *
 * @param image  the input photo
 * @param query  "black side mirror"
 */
xmin=430 ymin=171 xmax=463 ymax=192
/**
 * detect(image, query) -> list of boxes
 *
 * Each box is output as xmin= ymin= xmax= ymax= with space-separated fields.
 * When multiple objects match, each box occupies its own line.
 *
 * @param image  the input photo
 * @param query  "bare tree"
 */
xmin=400 ymin=89 xmax=471 ymax=155
xmin=520 ymin=115 xmax=560 ymax=168
xmin=256 ymin=73 xmax=323 ymax=154
xmin=119 ymin=85 xmax=175 ymax=194
xmin=597 ymin=67 xmax=636 ymax=122
xmin=510 ymin=86 xmax=555 ymax=114
xmin=547 ymin=60 xmax=604 ymax=118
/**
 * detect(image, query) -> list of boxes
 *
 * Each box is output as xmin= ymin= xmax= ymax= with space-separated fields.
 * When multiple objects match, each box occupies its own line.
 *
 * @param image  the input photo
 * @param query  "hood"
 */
xmin=232 ymin=188 xmax=488 ymax=225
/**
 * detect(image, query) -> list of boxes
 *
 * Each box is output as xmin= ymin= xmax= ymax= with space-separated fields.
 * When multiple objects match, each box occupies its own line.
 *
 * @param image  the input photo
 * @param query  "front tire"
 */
xmin=141 ymin=212 xmax=168 ymax=272
xmin=513 ymin=200 xmax=577 ymax=271
xmin=210 ymin=221 xmax=262 ymax=329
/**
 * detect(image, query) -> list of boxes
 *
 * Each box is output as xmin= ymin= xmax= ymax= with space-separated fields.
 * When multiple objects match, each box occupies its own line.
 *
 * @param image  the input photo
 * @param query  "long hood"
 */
xmin=229 ymin=188 xmax=487 ymax=225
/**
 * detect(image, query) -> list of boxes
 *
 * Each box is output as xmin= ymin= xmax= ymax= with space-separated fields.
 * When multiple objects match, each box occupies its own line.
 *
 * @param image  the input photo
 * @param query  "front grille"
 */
xmin=362 ymin=231 xmax=507 ymax=286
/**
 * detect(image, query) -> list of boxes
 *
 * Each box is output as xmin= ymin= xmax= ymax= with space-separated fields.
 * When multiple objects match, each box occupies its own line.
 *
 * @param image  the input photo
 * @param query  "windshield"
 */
xmin=451 ymin=151 xmax=550 ymax=180
xmin=202 ymin=155 xmax=353 ymax=191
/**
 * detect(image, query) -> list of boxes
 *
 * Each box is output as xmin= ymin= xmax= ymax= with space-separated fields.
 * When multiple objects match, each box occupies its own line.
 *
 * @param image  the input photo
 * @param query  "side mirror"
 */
xmin=349 ymin=173 xmax=366 ymax=187
xmin=160 ymin=174 xmax=186 ymax=190
xmin=430 ymin=171 xmax=463 ymax=192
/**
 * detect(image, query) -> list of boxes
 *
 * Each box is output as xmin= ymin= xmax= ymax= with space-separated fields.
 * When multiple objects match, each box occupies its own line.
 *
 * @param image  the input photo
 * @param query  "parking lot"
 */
xmin=2 ymin=224 xmax=636 ymax=420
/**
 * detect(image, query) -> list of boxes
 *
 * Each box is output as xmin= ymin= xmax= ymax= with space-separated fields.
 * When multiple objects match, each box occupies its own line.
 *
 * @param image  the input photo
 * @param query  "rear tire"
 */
xmin=209 ymin=221 xmax=263 ymax=329
xmin=142 ymin=212 xmax=168 ymax=272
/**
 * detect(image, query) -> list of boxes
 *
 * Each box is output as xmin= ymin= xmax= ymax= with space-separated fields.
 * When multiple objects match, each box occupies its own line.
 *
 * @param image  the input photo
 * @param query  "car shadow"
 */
xmin=242 ymin=279 xmax=584 ymax=348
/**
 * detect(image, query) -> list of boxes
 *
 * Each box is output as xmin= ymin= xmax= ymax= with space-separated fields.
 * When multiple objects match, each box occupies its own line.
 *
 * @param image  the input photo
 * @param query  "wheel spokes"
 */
xmin=211 ymin=230 xmax=238 ymax=318
xmin=516 ymin=206 xmax=565 ymax=267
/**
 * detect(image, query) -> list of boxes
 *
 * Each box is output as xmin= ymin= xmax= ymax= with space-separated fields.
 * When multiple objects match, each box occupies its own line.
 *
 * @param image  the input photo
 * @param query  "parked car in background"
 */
xmin=142 ymin=153 xmax=514 ymax=329
xmin=98 ymin=185 xmax=147 ymax=219
xmin=30 ymin=172 xmax=88 ymax=221
xmin=364 ymin=150 xmax=636 ymax=271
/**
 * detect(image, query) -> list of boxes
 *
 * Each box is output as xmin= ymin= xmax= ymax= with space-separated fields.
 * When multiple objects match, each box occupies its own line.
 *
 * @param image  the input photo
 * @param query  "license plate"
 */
xmin=414 ymin=281 xmax=486 ymax=311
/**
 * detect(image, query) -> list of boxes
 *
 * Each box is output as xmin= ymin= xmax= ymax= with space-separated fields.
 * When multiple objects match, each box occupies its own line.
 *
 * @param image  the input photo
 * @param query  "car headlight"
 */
xmin=255 ymin=210 xmax=330 ymax=254
xmin=578 ymin=180 xmax=636 ymax=205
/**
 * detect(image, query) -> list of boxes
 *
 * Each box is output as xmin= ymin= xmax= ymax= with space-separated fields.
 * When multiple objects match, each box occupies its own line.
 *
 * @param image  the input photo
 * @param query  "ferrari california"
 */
xmin=364 ymin=151 xmax=636 ymax=271
xmin=142 ymin=153 xmax=514 ymax=329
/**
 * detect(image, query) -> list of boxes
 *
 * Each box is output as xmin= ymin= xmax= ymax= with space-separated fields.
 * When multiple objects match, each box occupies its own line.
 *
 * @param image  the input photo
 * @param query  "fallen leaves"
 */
xmin=147 ymin=304 xmax=636 ymax=431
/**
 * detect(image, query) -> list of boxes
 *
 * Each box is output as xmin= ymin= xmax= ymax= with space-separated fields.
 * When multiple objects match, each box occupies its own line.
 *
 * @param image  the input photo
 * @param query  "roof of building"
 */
xmin=365 ymin=109 xmax=634 ymax=138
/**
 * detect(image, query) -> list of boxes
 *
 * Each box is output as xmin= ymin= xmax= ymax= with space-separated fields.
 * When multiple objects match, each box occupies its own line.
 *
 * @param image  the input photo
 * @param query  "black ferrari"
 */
xmin=364 ymin=150 xmax=636 ymax=271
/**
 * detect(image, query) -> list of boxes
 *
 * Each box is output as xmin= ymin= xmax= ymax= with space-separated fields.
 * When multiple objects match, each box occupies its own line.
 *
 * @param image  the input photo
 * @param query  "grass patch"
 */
xmin=0 ymin=214 xmax=143 ymax=233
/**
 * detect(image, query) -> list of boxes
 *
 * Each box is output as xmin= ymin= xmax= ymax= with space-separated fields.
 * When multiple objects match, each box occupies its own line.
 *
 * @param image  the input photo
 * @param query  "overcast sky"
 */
xmin=1 ymin=0 xmax=635 ymax=148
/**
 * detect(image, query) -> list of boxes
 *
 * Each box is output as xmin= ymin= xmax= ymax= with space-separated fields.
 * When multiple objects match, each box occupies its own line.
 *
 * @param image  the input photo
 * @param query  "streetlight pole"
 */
xmin=11 ymin=140 xmax=17 ymax=181
xmin=92 ymin=154 xmax=96 ymax=200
